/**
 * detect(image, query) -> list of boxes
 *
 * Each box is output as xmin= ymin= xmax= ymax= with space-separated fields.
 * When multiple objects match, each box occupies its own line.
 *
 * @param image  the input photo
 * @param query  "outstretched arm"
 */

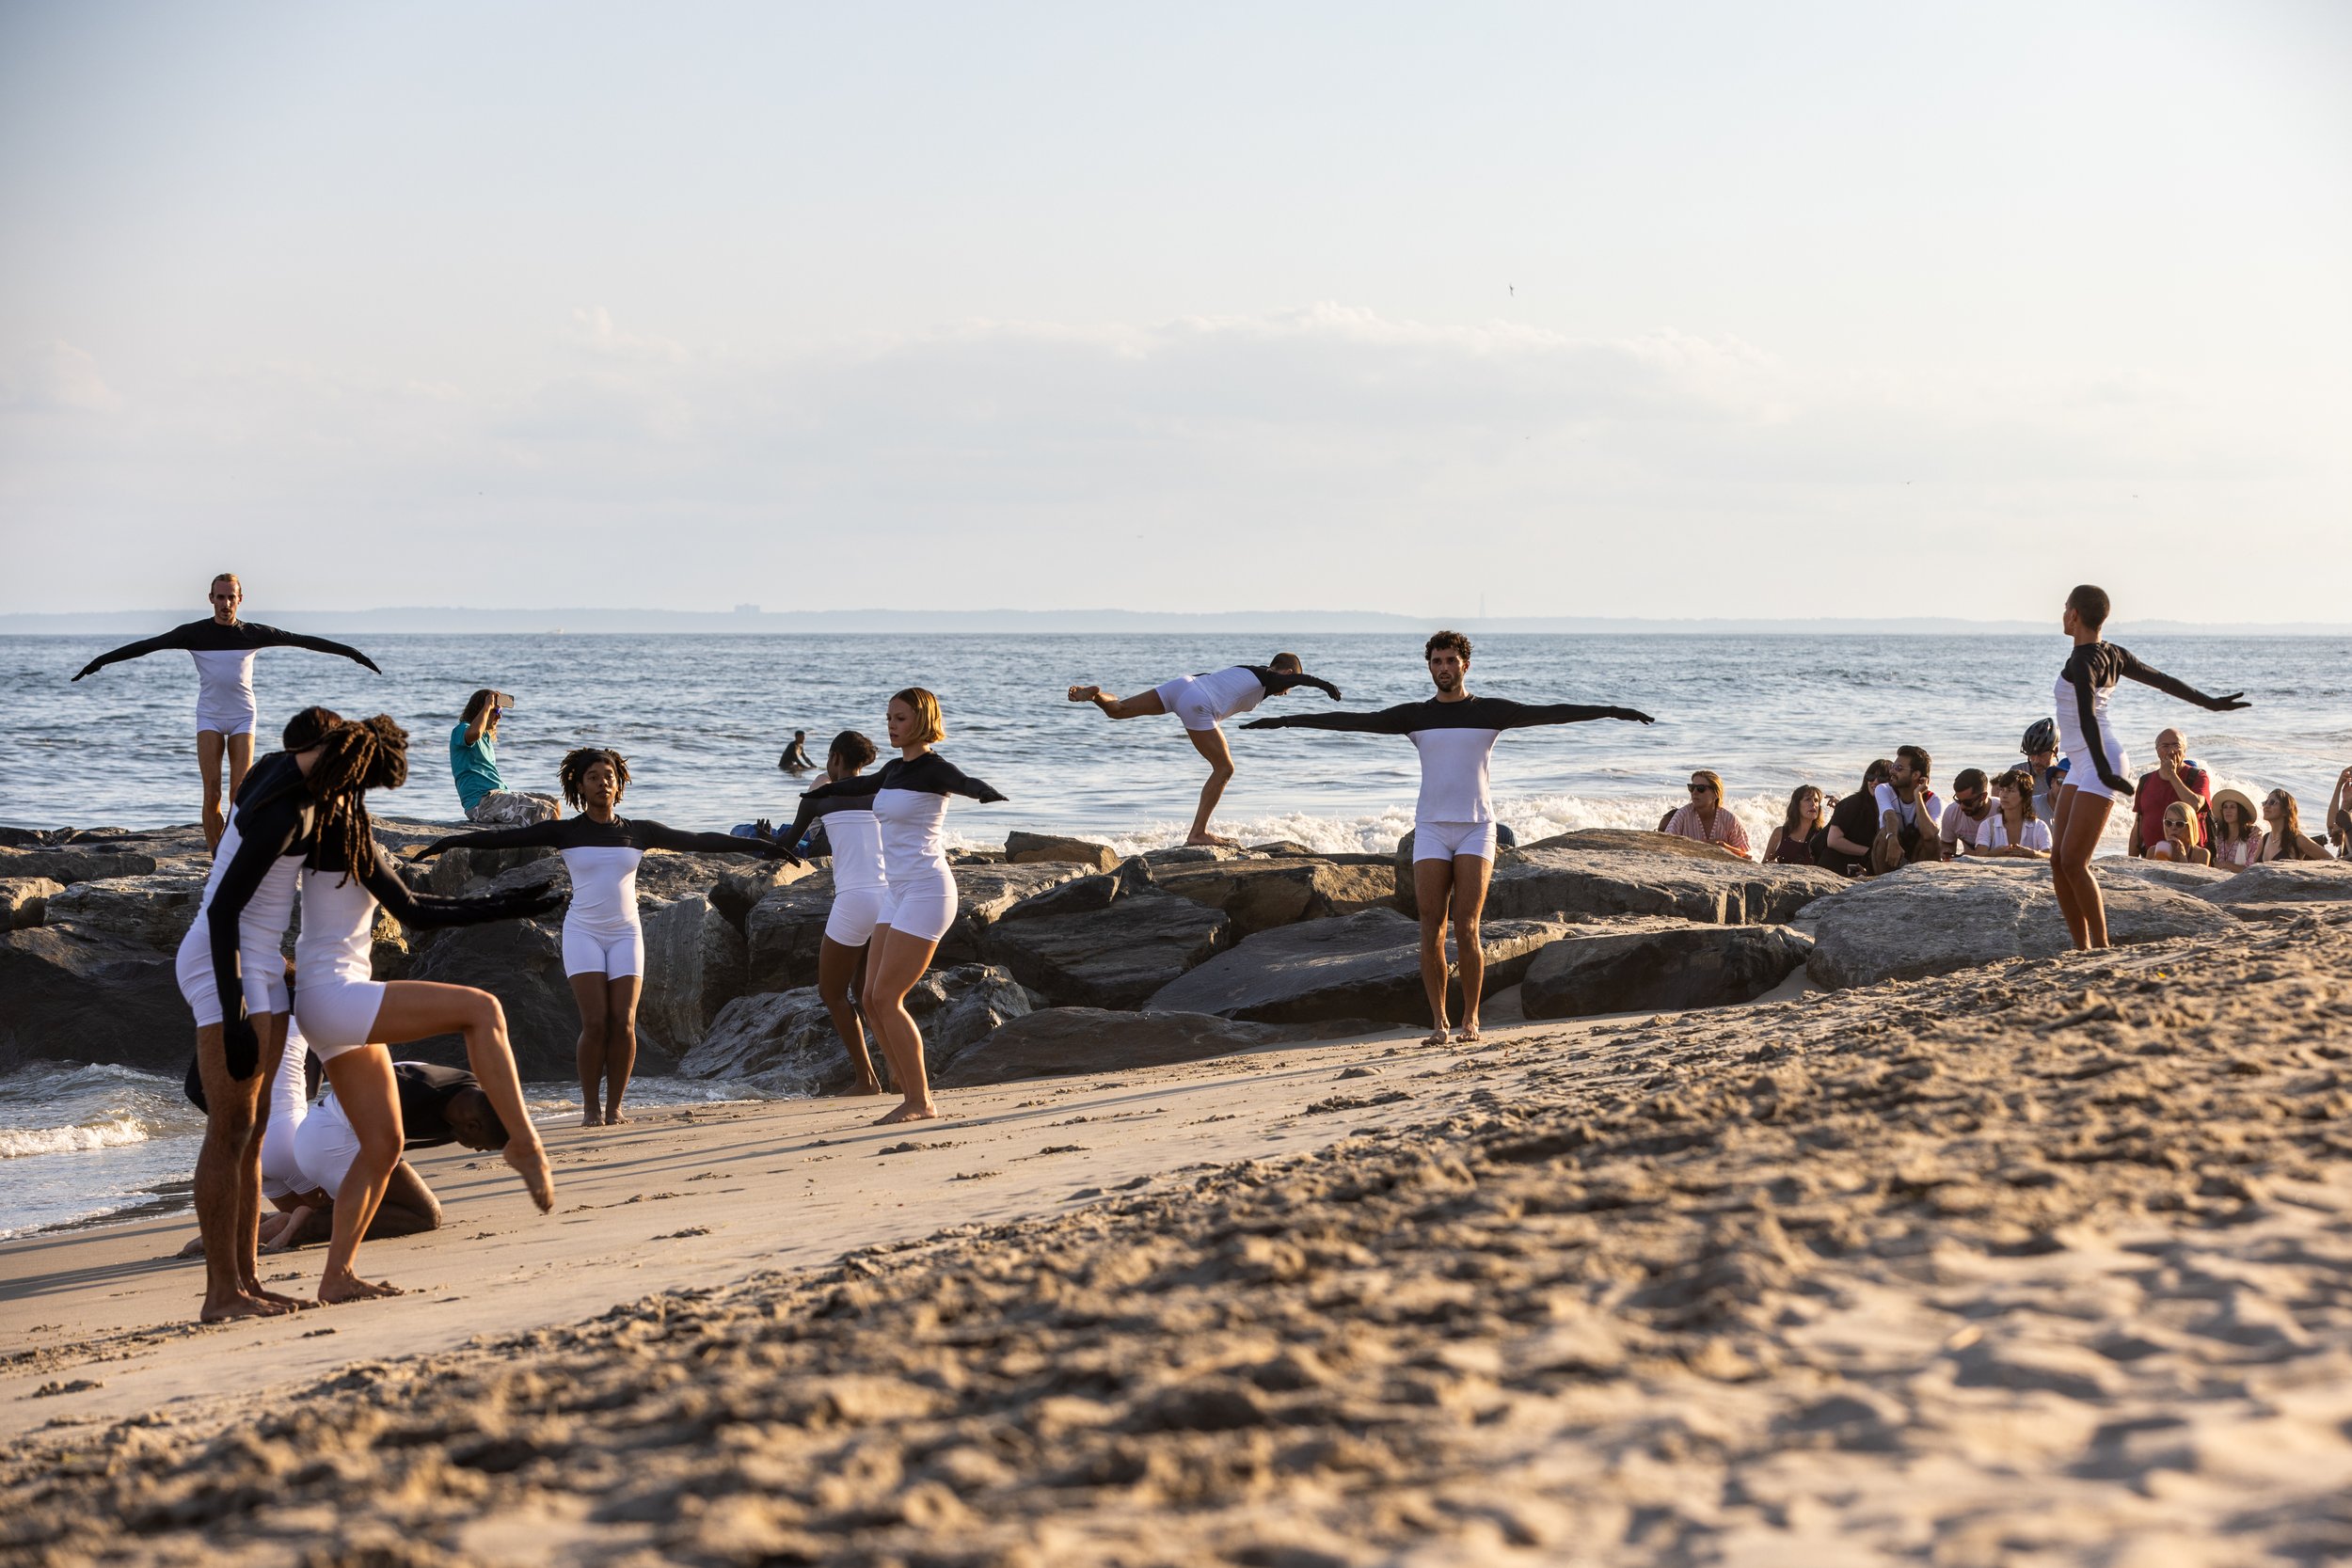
xmin=255 ymin=625 xmax=382 ymax=675
xmin=1249 ymin=667 xmax=1343 ymax=702
xmin=2118 ymin=649 xmax=2249 ymax=713
xmin=2070 ymin=668 xmax=2133 ymax=796
xmin=934 ymin=759 xmax=1008 ymax=804
xmin=803 ymin=772 xmax=887 ymax=803
xmin=410 ymin=820 xmax=567 ymax=860
xmin=359 ymin=854 xmax=564 ymax=929
xmin=633 ymin=820 xmax=800 ymax=860
xmin=1490 ymin=700 xmax=1656 ymax=729
xmin=1244 ymin=704 xmax=1421 ymax=736
xmin=72 ymin=626 xmax=197 ymax=681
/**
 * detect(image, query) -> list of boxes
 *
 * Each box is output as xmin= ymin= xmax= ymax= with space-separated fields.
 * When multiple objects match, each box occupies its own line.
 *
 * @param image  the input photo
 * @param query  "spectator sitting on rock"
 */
xmin=2020 ymin=719 xmax=2070 ymax=824
xmin=2209 ymin=787 xmax=2262 ymax=871
xmin=2130 ymin=728 xmax=2212 ymax=858
xmin=2147 ymin=800 xmax=2212 ymax=864
xmin=1939 ymin=768 xmax=1994 ymax=858
xmin=1974 ymin=768 xmax=2053 ymax=859
xmin=451 ymin=689 xmax=560 ymax=826
xmin=2329 ymin=767 xmax=2352 ymax=859
xmin=1763 ymin=784 xmax=1826 ymax=865
xmin=1870 ymin=745 xmax=1945 ymax=875
xmin=1819 ymin=759 xmax=1892 ymax=877
xmin=1661 ymin=770 xmax=1751 ymax=858
xmin=2258 ymin=788 xmax=2332 ymax=863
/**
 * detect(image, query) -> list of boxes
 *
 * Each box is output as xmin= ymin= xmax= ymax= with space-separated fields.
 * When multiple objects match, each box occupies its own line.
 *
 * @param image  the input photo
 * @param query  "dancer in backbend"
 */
xmin=277 ymin=716 xmax=563 ymax=1303
xmin=1248 ymin=631 xmax=1652 ymax=1045
xmin=1069 ymin=655 xmax=1342 ymax=846
xmin=798 ymin=689 xmax=1006 ymax=1123
xmin=413 ymin=748 xmax=798 ymax=1126
xmin=71 ymin=574 xmax=381 ymax=849
xmin=777 ymin=731 xmax=888 ymax=1095
xmin=2050 ymin=585 xmax=2249 ymax=951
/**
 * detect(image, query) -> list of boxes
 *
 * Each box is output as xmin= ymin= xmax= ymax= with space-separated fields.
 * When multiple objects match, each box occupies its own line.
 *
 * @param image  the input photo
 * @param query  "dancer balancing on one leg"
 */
xmin=798 ymin=689 xmax=1006 ymax=1124
xmin=1069 ymin=655 xmax=1341 ymax=846
xmin=1247 ymin=630 xmax=1653 ymax=1046
xmin=279 ymin=716 xmax=564 ymax=1303
xmin=2049 ymin=584 xmax=2249 ymax=952
xmin=776 ymin=731 xmax=889 ymax=1095
xmin=412 ymin=748 xmax=799 ymax=1127
xmin=71 ymin=573 xmax=381 ymax=849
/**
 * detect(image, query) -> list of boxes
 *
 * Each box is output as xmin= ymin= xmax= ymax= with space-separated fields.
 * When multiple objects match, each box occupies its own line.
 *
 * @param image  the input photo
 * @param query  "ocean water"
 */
xmin=4 ymin=631 xmax=2347 ymax=1238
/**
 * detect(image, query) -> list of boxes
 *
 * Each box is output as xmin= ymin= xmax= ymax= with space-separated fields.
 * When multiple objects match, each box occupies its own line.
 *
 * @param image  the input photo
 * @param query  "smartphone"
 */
xmin=492 ymin=690 xmax=516 ymax=711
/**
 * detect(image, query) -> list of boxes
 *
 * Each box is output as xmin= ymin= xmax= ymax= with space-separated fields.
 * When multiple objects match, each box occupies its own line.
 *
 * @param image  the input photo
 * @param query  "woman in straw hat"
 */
xmin=2208 ymin=787 xmax=2262 ymax=871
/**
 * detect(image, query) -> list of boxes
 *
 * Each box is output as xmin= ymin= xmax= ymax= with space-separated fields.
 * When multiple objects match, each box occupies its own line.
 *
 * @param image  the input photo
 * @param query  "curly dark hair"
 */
xmin=308 ymin=715 xmax=409 ymax=885
xmin=559 ymin=747 xmax=630 ymax=810
xmin=1423 ymin=629 xmax=1472 ymax=663
xmin=280 ymin=705 xmax=342 ymax=751
xmin=828 ymin=730 xmax=877 ymax=772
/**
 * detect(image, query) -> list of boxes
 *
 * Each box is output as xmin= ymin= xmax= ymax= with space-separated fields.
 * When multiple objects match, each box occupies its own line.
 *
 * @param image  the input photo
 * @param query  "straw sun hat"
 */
xmin=2210 ymin=787 xmax=2260 ymax=831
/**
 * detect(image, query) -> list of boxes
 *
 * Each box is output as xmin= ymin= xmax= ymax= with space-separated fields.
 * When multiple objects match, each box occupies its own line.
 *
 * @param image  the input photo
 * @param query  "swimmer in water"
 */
xmin=1246 ymin=630 xmax=1654 ymax=1046
xmin=1068 ymin=655 xmax=1342 ymax=846
xmin=777 ymin=731 xmax=889 ymax=1095
xmin=2049 ymin=584 xmax=2249 ymax=951
xmin=413 ymin=748 xmax=799 ymax=1126
xmin=798 ymin=689 xmax=1006 ymax=1124
xmin=72 ymin=574 xmax=381 ymax=850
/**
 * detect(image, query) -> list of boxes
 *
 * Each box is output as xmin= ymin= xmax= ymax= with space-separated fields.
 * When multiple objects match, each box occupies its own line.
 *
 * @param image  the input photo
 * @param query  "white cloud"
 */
xmin=3 ymin=341 xmax=121 ymax=413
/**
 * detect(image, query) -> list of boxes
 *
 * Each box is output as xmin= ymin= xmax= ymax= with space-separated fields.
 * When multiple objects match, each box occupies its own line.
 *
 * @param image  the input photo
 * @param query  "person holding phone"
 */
xmin=450 ymin=689 xmax=561 ymax=826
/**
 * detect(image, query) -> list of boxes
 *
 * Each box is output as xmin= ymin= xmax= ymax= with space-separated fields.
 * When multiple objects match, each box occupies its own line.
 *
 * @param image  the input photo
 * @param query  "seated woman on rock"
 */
xmin=2256 ymin=789 xmax=2332 ymax=863
xmin=1971 ymin=768 xmax=2053 ymax=859
xmin=1661 ymin=770 xmax=1751 ymax=859
xmin=2209 ymin=788 xmax=2263 ymax=871
xmin=1761 ymin=784 xmax=1826 ymax=866
xmin=2145 ymin=800 xmax=2212 ymax=864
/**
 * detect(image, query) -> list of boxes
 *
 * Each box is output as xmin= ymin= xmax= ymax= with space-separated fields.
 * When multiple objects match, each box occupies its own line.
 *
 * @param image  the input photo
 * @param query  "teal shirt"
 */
xmin=450 ymin=721 xmax=502 ymax=812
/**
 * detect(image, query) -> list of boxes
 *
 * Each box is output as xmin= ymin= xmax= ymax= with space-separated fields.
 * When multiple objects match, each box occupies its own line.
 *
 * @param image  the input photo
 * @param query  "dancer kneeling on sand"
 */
xmin=798 ymin=689 xmax=1006 ymax=1123
xmin=2050 ymin=584 xmax=2249 ymax=952
xmin=280 ymin=716 xmax=564 ymax=1303
xmin=1247 ymin=631 xmax=1653 ymax=1046
xmin=414 ymin=748 xmax=798 ymax=1127
xmin=777 ymin=731 xmax=889 ymax=1095
xmin=1069 ymin=655 xmax=1341 ymax=846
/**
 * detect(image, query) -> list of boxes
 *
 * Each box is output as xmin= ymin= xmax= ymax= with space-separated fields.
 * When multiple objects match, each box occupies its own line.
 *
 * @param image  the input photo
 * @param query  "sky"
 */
xmin=2 ymin=2 xmax=2347 ymax=623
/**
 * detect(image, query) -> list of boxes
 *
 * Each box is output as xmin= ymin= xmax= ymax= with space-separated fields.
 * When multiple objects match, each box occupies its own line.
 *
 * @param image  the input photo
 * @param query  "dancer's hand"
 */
xmin=2205 ymin=691 xmax=2250 ymax=712
xmin=222 ymin=1012 xmax=262 ymax=1081
xmin=1611 ymin=707 xmax=1657 ymax=724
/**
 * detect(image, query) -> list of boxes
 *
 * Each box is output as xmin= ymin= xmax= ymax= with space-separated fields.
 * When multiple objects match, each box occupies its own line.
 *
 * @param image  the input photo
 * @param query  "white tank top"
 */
xmin=190 ymin=816 xmax=301 ymax=951
xmin=559 ymin=845 xmax=645 ymax=932
xmin=294 ymin=868 xmax=381 ymax=991
xmin=822 ymin=810 xmax=887 ymax=893
xmin=872 ymin=789 xmax=951 ymax=884
xmin=190 ymin=648 xmax=261 ymax=729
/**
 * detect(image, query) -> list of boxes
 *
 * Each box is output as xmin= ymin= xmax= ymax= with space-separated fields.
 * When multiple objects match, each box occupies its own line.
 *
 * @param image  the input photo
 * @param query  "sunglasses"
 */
xmin=1687 ymin=784 xmax=1716 ymax=795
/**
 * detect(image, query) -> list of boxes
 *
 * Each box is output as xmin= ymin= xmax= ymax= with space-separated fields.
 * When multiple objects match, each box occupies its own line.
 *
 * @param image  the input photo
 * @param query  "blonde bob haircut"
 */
xmin=892 ymin=687 xmax=945 ymax=747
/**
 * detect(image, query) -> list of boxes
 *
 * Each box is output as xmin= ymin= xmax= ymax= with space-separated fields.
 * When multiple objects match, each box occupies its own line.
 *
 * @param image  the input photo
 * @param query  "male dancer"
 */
xmin=1247 ymin=631 xmax=1652 ymax=1043
xmin=1069 ymin=654 xmax=1343 ymax=846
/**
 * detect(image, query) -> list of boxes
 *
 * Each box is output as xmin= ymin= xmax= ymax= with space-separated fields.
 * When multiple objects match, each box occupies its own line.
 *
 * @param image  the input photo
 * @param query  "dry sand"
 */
xmin=7 ymin=922 xmax=2352 ymax=1565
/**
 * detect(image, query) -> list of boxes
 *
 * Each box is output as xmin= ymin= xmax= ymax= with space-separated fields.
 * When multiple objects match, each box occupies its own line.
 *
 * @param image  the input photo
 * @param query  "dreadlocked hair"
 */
xmin=559 ymin=747 xmax=630 ymax=810
xmin=309 ymin=715 xmax=410 ymax=885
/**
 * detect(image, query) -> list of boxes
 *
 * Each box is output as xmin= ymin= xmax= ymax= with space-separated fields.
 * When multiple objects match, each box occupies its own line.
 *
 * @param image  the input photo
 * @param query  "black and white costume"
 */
xmin=1152 ymin=665 xmax=1342 ymax=733
xmin=174 ymin=752 xmax=319 ymax=1076
xmin=2054 ymin=643 xmax=2244 ymax=803
xmin=73 ymin=619 xmax=380 ymax=736
xmin=782 ymin=787 xmax=891 ymax=947
xmin=800 ymin=752 xmax=1006 ymax=942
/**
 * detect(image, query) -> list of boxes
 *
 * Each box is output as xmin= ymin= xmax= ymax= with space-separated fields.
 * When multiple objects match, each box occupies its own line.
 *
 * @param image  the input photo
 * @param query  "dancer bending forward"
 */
xmin=1248 ymin=630 xmax=1652 ymax=1045
xmin=798 ymin=689 xmax=1005 ymax=1123
xmin=414 ymin=747 xmax=796 ymax=1126
xmin=2049 ymin=584 xmax=2248 ymax=952
xmin=778 ymin=731 xmax=889 ymax=1095
xmin=1070 ymin=655 xmax=1341 ymax=845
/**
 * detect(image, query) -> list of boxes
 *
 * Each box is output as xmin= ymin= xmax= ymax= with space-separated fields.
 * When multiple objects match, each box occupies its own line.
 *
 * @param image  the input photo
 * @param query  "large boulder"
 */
xmin=744 ymin=863 xmax=1086 ymax=989
xmin=1005 ymin=831 xmax=1120 ymax=872
xmin=1145 ymin=907 xmax=1566 ymax=1025
xmin=637 ymin=895 xmax=747 ymax=1054
xmin=1523 ymin=828 xmax=1750 ymax=861
xmin=684 ymin=964 xmax=1030 ymax=1095
xmin=1 ymin=877 xmax=62 ymax=931
xmin=398 ymin=918 xmax=679 ymax=1080
xmin=0 ymin=925 xmax=188 ymax=1073
xmin=708 ymin=859 xmax=815 ymax=928
xmin=420 ymin=842 xmax=559 ymax=898
xmin=1481 ymin=846 xmax=1842 ymax=927
xmin=40 ymin=876 xmax=204 ymax=952
xmin=1803 ymin=860 xmax=2236 ymax=990
xmin=1153 ymin=857 xmax=1394 ymax=939
xmin=0 ymin=847 xmax=159 ymax=884
xmin=981 ymin=877 xmax=1231 ymax=1008
xmin=937 ymin=1008 xmax=1324 ymax=1087
xmin=2096 ymin=858 xmax=2235 ymax=895
xmin=1520 ymin=921 xmax=1813 ymax=1020
xmin=2199 ymin=860 xmax=2352 ymax=909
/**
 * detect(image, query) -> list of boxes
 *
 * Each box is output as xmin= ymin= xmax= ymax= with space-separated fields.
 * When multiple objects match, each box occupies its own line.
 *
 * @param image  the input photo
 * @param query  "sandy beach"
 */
xmin=5 ymin=918 xmax=2350 ymax=1565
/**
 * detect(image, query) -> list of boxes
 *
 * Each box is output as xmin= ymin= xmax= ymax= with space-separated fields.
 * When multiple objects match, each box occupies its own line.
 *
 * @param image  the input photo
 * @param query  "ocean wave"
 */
xmin=0 ymin=1112 xmax=159 ymax=1160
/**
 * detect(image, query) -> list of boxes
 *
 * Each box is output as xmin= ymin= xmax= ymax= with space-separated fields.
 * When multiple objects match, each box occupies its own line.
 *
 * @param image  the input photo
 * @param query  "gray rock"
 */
xmin=1142 ymin=845 xmax=1242 ymax=866
xmin=994 ymin=856 xmax=1156 ymax=922
xmin=686 ymin=963 xmax=1030 ymax=1094
xmin=0 ymin=925 xmax=188 ymax=1073
xmin=1145 ymin=907 xmax=1566 ymax=1025
xmin=1521 ymin=921 xmax=1814 ymax=1020
xmin=981 ymin=884 xmax=1232 ymax=1008
xmin=746 ymin=862 xmax=1088 ymax=989
xmin=1154 ymin=857 xmax=1395 ymax=939
xmin=936 ymin=1008 xmax=1323 ymax=1087
xmin=1005 ymin=831 xmax=1120 ymax=872
xmin=708 ymin=859 xmax=815 ymax=928
xmin=2096 ymin=858 xmax=2235 ymax=895
xmin=0 ymin=847 xmax=160 ymax=884
xmin=637 ymin=895 xmax=747 ymax=1054
xmin=421 ymin=842 xmax=558 ymax=898
xmin=1 ymin=878 xmax=62 ymax=931
xmin=2200 ymin=860 xmax=2352 ymax=909
xmin=1803 ymin=860 xmax=2237 ymax=990
xmin=1480 ymin=846 xmax=1842 ymax=927
xmin=41 ymin=876 xmax=204 ymax=952
xmin=1523 ymin=827 xmax=1750 ymax=861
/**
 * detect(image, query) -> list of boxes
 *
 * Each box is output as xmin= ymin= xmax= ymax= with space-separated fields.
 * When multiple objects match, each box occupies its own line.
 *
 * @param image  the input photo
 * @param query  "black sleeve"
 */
xmin=803 ymin=771 xmax=887 ymax=803
xmin=930 ymin=757 xmax=1008 ymax=804
xmin=72 ymin=624 xmax=199 ymax=680
xmin=358 ymin=852 xmax=559 ymax=929
xmin=247 ymin=623 xmax=382 ymax=674
xmin=2114 ymin=647 xmax=2245 ymax=712
xmin=1248 ymin=666 xmax=1343 ymax=702
xmin=412 ymin=819 xmax=568 ymax=859
xmin=631 ymin=819 xmax=793 ymax=857
xmin=1244 ymin=704 xmax=1421 ymax=736
xmin=2070 ymin=664 xmax=2132 ymax=795
xmin=1487 ymin=699 xmax=1654 ymax=729
xmin=206 ymin=800 xmax=305 ymax=1073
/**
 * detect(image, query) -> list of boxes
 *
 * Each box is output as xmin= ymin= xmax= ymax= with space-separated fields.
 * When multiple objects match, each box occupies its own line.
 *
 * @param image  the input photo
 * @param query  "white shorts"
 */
xmin=879 ymin=877 xmax=959 ymax=943
xmin=195 ymin=707 xmax=259 ymax=738
xmin=292 ymin=1092 xmax=362 ymax=1201
xmin=1152 ymin=677 xmax=1224 ymax=734
xmin=2062 ymin=741 xmax=2131 ymax=803
xmin=260 ymin=1116 xmax=310 ymax=1200
xmin=1414 ymin=819 xmax=1499 ymax=863
xmin=563 ymin=919 xmax=644 ymax=979
xmin=824 ymin=885 xmax=890 ymax=948
xmin=293 ymin=979 xmax=388 ymax=1055
xmin=174 ymin=927 xmax=289 ymax=1028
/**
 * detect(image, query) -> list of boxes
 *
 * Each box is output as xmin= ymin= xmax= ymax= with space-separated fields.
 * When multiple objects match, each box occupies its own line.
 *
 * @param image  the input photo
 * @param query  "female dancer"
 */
xmin=1973 ymin=768 xmax=2053 ymax=858
xmin=2209 ymin=788 xmax=2263 ymax=871
xmin=72 ymin=574 xmax=381 ymax=849
xmin=1761 ymin=785 xmax=1826 ymax=865
xmin=1068 ymin=655 xmax=1341 ymax=846
xmin=798 ymin=689 xmax=1006 ymax=1123
xmin=413 ymin=748 xmax=797 ymax=1125
xmin=2256 ymin=789 xmax=2332 ymax=863
xmin=776 ymin=731 xmax=888 ymax=1095
xmin=2050 ymin=585 xmax=2249 ymax=950
xmin=278 ymin=716 xmax=564 ymax=1302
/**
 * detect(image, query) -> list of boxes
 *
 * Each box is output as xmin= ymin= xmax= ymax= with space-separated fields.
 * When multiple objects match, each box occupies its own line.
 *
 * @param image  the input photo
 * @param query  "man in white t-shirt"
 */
xmin=1938 ymin=768 xmax=1994 ymax=859
xmin=1870 ymin=745 xmax=1946 ymax=874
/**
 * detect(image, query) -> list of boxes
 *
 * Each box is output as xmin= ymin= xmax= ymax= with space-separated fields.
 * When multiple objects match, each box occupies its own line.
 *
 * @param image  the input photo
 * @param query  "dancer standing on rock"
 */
xmin=1068 ymin=655 xmax=1342 ymax=846
xmin=2050 ymin=584 xmax=2249 ymax=951
xmin=1247 ymin=631 xmax=1653 ymax=1046
xmin=71 ymin=574 xmax=381 ymax=849
xmin=798 ymin=689 xmax=1006 ymax=1124
xmin=777 ymin=731 xmax=889 ymax=1096
xmin=412 ymin=748 xmax=798 ymax=1127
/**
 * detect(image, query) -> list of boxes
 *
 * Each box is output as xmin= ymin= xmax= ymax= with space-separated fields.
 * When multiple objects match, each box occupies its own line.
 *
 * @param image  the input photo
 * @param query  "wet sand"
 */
xmin=7 ymin=923 xmax=2352 ymax=1565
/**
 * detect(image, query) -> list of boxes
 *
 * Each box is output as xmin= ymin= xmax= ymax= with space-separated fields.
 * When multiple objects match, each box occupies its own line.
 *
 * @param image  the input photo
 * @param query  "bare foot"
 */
xmin=1186 ymin=832 xmax=1239 ymax=847
xmin=243 ymin=1281 xmax=314 ymax=1311
xmin=177 ymin=1234 xmax=205 ymax=1259
xmin=1422 ymin=1027 xmax=1452 ymax=1047
xmin=580 ymin=1110 xmax=600 ymax=1129
xmin=1455 ymin=1022 xmax=1482 ymax=1044
xmin=318 ymin=1272 xmax=405 ymax=1305
xmin=603 ymin=1111 xmax=628 ymax=1126
xmin=848 ymin=1079 xmax=885 ymax=1096
xmin=199 ymin=1290 xmax=292 ymax=1323
xmin=875 ymin=1100 xmax=941 ymax=1125
xmin=504 ymin=1138 xmax=557 ymax=1212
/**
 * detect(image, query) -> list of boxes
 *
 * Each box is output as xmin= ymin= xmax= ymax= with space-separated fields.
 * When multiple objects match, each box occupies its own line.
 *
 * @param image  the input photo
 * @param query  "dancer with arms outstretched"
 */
xmin=1069 ymin=655 xmax=1341 ymax=846
xmin=776 ymin=731 xmax=890 ymax=1095
xmin=1248 ymin=631 xmax=1652 ymax=1045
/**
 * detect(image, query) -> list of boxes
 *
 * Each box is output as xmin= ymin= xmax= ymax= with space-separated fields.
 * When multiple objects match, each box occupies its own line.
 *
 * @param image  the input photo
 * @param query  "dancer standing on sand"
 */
xmin=278 ymin=716 xmax=564 ymax=1303
xmin=1246 ymin=631 xmax=1653 ymax=1046
xmin=2050 ymin=584 xmax=2249 ymax=951
xmin=777 ymin=731 xmax=889 ymax=1095
xmin=72 ymin=574 xmax=381 ymax=849
xmin=798 ymin=689 xmax=1007 ymax=1124
xmin=413 ymin=748 xmax=798 ymax=1126
xmin=1069 ymin=656 xmax=1342 ymax=846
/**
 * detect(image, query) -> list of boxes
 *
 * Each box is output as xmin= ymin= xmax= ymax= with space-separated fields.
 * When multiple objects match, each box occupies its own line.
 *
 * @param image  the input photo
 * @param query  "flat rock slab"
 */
xmin=2201 ymin=861 xmax=2352 ymax=909
xmin=1803 ymin=860 xmax=2236 ymax=990
xmin=1144 ymin=907 xmax=1566 ymax=1025
xmin=936 ymin=1007 xmax=1330 ymax=1087
xmin=0 ymin=878 xmax=62 ymax=931
xmin=1005 ymin=832 xmax=1119 ymax=872
xmin=1153 ymin=857 xmax=1394 ymax=938
xmin=981 ymin=888 xmax=1231 ymax=1009
xmin=1523 ymin=827 xmax=1751 ymax=861
xmin=40 ymin=876 xmax=205 ymax=953
xmin=1482 ymin=847 xmax=1843 ymax=927
xmin=0 ymin=847 xmax=160 ymax=885
xmin=1521 ymin=920 xmax=1813 ymax=1020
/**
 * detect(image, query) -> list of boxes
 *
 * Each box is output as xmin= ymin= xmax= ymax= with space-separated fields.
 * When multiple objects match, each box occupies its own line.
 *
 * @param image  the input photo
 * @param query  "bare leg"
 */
xmin=317 ymin=1046 xmax=406 ymax=1304
xmin=191 ymin=1022 xmax=292 ymax=1320
xmin=1069 ymin=686 xmax=1168 ymax=721
xmin=235 ymin=1014 xmax=301 ymax=1307
xmin=2054 ymin=786 xmax=2118 ymax=950
xmin=225 ymin=731 xmax=255 ymax=813
xmin=568 ymin=971 xmax=610 ymax=1126
xmin=864 ymin=927 xmax=944 ymax=1124
xmin=1449 ymin=854 xmax=1493 ymax=1039
xmin=1413 ymin=857 xmax=1456 ymax=1044
xmin=197 ymin=730 xmax=228 ymax=851
xmin=364 ymin=1161 xmax=444 ymax=1239
xmin=602 ymin=974 xmax=641 ymax=1124
xmin=2049 ymin=786 xmax=2082 ymax=938
xmin=367 ymin=982 xmax=553 ymax=1212
xmin=1182 ymin=725 xmax=1239 ymax=847
xmin=817 ymin=936 xmax=883 ymax=1094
